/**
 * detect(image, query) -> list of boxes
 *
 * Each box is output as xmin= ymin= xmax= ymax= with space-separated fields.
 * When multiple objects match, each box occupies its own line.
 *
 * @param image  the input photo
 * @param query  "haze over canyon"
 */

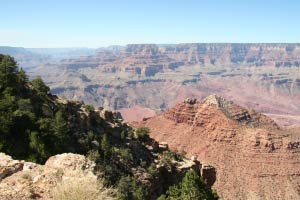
xmin=2 ymin=43 xmax=300 ymax=127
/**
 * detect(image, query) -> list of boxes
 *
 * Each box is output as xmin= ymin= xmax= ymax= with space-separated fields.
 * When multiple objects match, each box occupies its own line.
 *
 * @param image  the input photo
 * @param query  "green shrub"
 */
xmin=147 ymin=162 xmax=157 ymax=177
xmin=161 ymin=150 xmax=176 ymax=170
xmin=117 ymin=176 xmax=133 ymax=200
xmin=88 ymin=149 xmax=101 ymax=162
xmin=83 ymin=104 xmax=95 ymax=113
xmin=118 ymin=148 xmax=133 ymax=169
xmin=164 ymin=170 xmax=218 ymax=200
xmin=132 ymin=179 xmax=147 ymax=200
xmin=117 ymin=177 xmax=147 ymax=200
xmin=135 ymin=127 xmax=150 ymax=141
xmin=157 ymin=195 xmax=166 ymax=200
xmin=101 ymin=134 xmax=112 ymax=159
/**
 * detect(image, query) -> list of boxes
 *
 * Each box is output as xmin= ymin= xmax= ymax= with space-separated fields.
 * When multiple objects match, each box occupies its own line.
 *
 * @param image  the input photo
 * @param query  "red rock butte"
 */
xmin=137 ymin=95 xmax=300 ymax=200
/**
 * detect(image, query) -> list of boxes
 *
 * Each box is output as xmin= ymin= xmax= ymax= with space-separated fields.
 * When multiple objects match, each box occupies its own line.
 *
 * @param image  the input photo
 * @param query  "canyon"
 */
xmin=3 ymin=43 xmax=298 ymax=127
xmin=1 ymin=44 xmax=300 ymax=199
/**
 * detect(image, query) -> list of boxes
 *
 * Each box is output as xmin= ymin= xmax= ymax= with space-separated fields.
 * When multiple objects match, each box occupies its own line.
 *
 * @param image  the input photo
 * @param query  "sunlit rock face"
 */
xmin=137 ymin=96 xmax=300 ymax=200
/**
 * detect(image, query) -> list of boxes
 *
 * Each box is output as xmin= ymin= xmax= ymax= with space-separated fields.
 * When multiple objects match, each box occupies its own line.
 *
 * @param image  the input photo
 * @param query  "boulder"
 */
xmin=0 ymin=153 xmax=24 ymax=180
xmin=99 ymin=109 xmax=114 ymax=121
xmin=177 ymin=159 xmax=201 ymax=176
xmin=183 ymin=98 xmax=197 ymax=105
xmin=0 ymin=153 xmax=101 ymax=200
xmin=201 ymin=164 xmax=216 ymax=188
xmin=44 ymin=153 xmax=95 ymax=173
xmin=113 ymin=111 xmax=123 ymax=121
xmin=159 ymin=142 xmax=169 ymax=151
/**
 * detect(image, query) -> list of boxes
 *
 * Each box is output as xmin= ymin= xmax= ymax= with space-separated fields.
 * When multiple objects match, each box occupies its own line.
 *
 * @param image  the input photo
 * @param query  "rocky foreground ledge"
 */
xmin=0 ymin=152 xmax=216 ymax=200
xmin=0 ymin=153 xmax=115 ymax=200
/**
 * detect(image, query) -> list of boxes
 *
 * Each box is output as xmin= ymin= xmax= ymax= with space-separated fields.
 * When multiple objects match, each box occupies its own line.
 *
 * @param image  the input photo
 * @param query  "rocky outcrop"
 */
xmin=140 ymin=96 xmax=300 ymax=200
xmin=201 ymin=164 xmax=216 ymax=188
xmin=98 ymin=108 xmax=123 ymax=122
xmin=0 ymin=153 xmax=114 ymax=200
xmin=148 ymin=143 xmax=209 ymax=197
xmin=183 ymin=97 xmax=197 ymax=104
xmin=0 ymin=148 xmax=210 ymax=200
xmin=164 ymin=95 xmax=279 ymax=130
xmin=0 ymin=153 xmax=34 ymax=181
xmin=203 ymin=95 xmax=280 ymax=129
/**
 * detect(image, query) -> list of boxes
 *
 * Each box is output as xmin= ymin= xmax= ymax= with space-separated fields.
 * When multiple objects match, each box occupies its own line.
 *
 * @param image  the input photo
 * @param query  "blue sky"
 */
xmin=0 ymin=0 xmax=299 ymax=47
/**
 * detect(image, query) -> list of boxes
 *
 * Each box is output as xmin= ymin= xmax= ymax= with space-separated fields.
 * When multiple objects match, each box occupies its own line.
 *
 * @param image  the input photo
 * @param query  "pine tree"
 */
xmin=101 ymin=133 xmax=111 ymax=158
xmin=180 ymin=170 xmax=204 ymax=199
xmin=0 ymin=55 xmax=18 ymax=91
xmin=165 ymin=170 xmax=218 ymax=200
xmin=31 ymin=76 xmax=50 ymax=96
xmin=52 ymin=109 xmax=71 ymax=152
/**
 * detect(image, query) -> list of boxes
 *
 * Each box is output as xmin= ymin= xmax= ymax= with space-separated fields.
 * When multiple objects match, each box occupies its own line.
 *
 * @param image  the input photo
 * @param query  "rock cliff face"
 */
xmin=5 ymin=44 xmax=300 ymax=126
xmin=56 ymin=43 xmax=300 ymax=75
xmin=137 ymin=95 xmax=300 ymax=200
xmin=164 ymin=95 xmax=279 ymax=129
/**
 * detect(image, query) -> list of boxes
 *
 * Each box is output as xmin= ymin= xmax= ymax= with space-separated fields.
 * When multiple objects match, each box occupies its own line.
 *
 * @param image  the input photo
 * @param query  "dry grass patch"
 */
xmin=52 ymin=174 xmax=115 ymax=200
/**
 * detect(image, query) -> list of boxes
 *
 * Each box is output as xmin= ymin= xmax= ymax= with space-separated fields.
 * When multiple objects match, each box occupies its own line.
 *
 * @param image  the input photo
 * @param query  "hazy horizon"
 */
xmin=3 ymin=42 xmax=300 ymax=49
